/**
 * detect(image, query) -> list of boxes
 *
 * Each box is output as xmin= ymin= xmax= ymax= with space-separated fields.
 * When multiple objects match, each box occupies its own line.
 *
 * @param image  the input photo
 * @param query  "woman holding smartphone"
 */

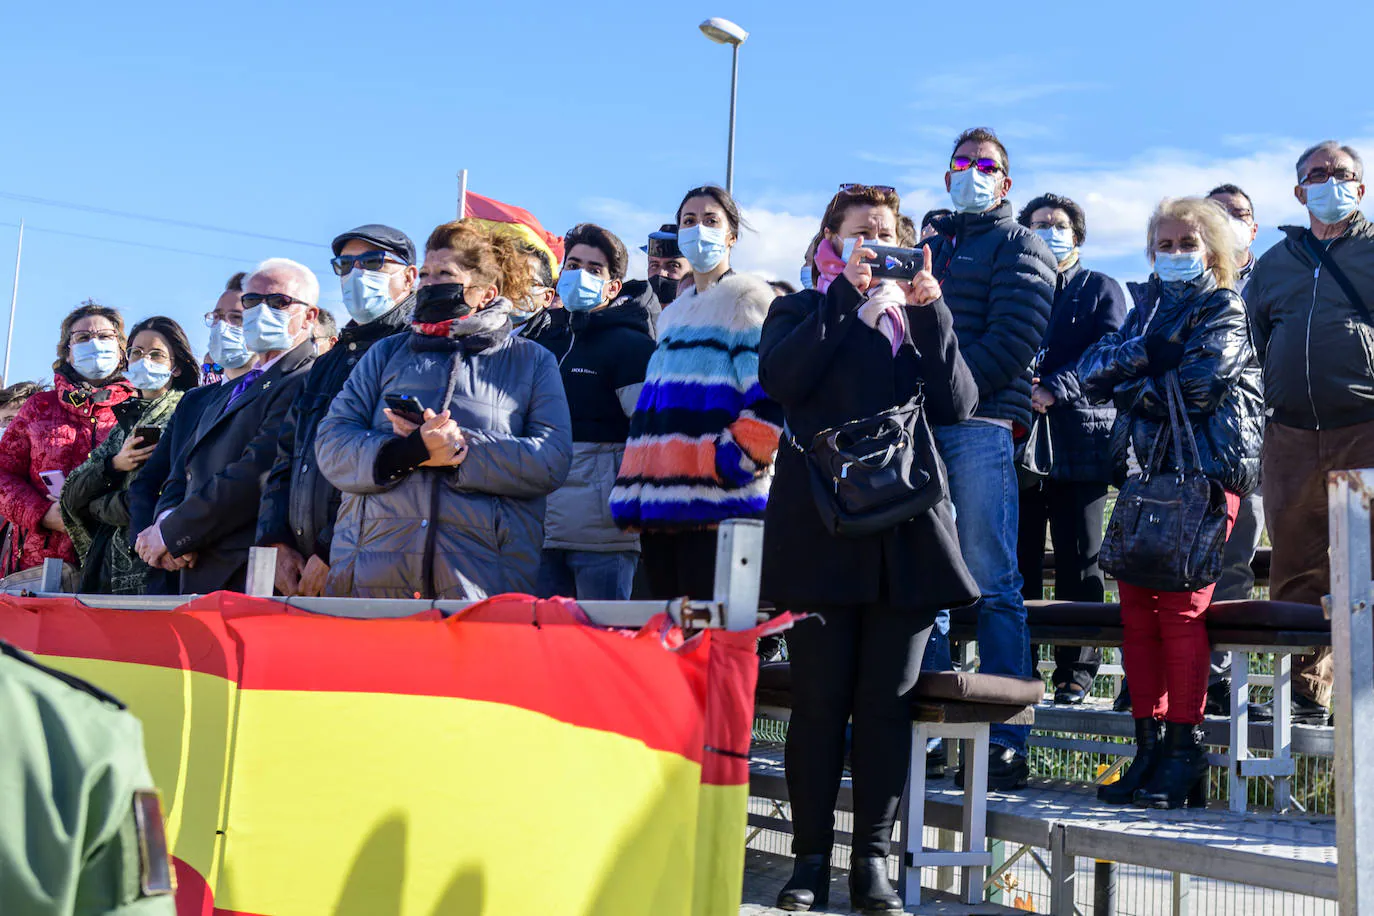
xmin=0 ymin=303 xmax=137 ymax=577
xmin=61 ymin=316 xmax=200 ymax=594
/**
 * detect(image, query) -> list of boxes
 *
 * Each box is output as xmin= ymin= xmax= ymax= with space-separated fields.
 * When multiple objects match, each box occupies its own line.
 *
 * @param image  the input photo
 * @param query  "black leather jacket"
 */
xmin=1079 ymin=273 xmax=1263 ymax=496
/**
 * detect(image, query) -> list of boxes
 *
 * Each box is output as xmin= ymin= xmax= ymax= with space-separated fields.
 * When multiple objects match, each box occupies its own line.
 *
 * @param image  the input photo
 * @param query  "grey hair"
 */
xmin=245 ymin=257 xmax=320 ymax=306
xmin=1295 ymin=141 xmax=1365 ymax=181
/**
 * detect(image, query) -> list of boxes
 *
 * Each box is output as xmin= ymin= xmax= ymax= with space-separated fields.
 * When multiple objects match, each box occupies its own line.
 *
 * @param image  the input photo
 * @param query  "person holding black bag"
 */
xmin=1079 ymin=197 xmax=1262 ymax=810
xmin=759 ymin=185 xmax=979 ymax=912
xmin=1015 ymin=194 xmax=1129 ymax=704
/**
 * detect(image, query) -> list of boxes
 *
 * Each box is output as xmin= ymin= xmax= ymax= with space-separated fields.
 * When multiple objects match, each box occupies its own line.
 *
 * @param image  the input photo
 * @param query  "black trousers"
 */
xmin=1018 ymin=479 xmax=1108 ymax=691
xmin=639 ymin=529 xmax=719 ymax=600
xmin=785 ymin=602 xmax=932 ymax=858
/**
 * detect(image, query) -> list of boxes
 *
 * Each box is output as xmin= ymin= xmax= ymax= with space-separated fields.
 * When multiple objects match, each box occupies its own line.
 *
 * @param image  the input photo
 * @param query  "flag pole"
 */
xmin=3 ymin=219 xmax=23 ymax=387
xmin=457 ymin=170 xmax=468 ymax=219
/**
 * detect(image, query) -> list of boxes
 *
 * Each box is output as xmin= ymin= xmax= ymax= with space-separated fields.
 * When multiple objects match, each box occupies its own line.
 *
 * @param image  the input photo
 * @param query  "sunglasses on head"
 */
xmin=950 ymin=156 xmax=1004 ymax=175
xmin=838 ymin=183 xmax=897 ymax=196
xmin=330 ymin=250 xmax=407 ymax=276
xmin=241 ymin=293 xmax=309 ymax=310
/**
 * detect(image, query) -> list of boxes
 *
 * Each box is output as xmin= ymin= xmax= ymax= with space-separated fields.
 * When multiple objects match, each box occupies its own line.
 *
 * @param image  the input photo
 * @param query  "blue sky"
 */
xmin=0 ymin=0 xmax=1370 ymax=384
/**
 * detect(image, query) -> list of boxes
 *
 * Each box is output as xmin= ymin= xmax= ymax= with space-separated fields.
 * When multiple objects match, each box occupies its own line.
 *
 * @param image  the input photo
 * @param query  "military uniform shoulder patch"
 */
xmin=133 ymin=790 xmax=176 ymax=896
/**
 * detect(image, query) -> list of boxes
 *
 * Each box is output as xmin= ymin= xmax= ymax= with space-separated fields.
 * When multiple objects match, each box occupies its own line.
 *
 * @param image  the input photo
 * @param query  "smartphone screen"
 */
xmin=38 ymin=470 xmax=65 ymax=500
xmin=134 ymin=426 xmax=162 ymax=446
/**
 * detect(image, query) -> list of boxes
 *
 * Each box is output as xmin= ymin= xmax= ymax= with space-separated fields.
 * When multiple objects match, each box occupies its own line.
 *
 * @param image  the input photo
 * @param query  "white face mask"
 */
xmin=1229 ymin=217 xmax=1254 ymax=254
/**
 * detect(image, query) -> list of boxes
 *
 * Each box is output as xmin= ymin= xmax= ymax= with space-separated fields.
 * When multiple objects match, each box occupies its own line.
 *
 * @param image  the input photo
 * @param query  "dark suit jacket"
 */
xmin=157 ymin=342 xmax=315 ymax=593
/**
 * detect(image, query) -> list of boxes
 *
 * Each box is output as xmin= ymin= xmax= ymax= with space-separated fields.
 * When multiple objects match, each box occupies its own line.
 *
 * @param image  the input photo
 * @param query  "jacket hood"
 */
xmin=932 ymin=200 xmax=1015 ymax=238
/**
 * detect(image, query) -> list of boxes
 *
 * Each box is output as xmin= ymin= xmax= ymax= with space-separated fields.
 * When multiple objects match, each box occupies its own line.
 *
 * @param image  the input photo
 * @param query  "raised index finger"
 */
xmin=846 ymin=234 xmax=868 ymax=267
xmin=922 ymin=243 xmax=933 ymax=273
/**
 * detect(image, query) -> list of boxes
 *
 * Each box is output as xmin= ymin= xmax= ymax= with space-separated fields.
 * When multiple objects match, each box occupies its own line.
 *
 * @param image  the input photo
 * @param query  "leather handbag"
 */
xmin=1100 ymin=372 xmax=1229 ymax=592
xmin=792 ymin=388 xmax=948 ymax=538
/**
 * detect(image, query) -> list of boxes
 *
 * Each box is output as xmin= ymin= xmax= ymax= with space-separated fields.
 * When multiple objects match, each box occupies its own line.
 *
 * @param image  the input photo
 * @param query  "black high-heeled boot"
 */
xmin=848 ymin=856 xmax=903 ymax=913
xmin=776 ymin=853 xmax=830 ymax=911
xmin=1098 ymin=718 xmax=1163 ymax=804
xmin=1134 ymin=721 xmax=1208 ymax=810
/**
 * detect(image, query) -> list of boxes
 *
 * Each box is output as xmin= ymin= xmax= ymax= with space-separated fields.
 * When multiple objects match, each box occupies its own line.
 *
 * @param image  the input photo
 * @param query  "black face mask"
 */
xmin=648 ymin=275 xmax=679 ymax=306
xmin=414 ymin=283 xmax=472 ymax=323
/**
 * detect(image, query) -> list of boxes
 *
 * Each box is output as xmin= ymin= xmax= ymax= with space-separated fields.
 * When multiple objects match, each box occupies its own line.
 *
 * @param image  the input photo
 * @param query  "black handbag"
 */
xmin=1017 ymin=411 xmax=1054 ymax=488
xmin=792 ymin=388 xmax=948 ymax=538
xmin=1100 ymin=372 xmax=1229 ymax=592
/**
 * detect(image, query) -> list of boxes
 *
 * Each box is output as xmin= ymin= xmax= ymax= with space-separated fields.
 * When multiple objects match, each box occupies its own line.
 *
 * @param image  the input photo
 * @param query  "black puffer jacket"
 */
xmin=1036 ymin=262 xmax=1129 ymax=483
xmin=256 ymin=293 xmax=414 ymax=560
xmin=926 ymin=201 xmax=1057 ymax=432
xmin=1079 ymin=273 xmax=1263 ymax=497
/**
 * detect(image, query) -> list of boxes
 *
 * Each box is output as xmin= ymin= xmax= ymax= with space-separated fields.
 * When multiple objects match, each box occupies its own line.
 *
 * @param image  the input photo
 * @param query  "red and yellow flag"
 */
xmin=463 ymin=191 xmax=565 ymax=279
xmin=0 ymin=593 xmax=776 ymax=915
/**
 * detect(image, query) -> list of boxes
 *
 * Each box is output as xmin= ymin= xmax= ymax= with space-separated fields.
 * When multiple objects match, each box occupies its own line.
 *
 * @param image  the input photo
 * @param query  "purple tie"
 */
xmin=224 ymin=369 xmax=263 ymax=411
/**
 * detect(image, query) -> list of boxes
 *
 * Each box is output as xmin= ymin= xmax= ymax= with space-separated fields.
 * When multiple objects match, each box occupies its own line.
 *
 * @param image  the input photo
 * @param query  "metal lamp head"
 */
xmin=699 ymin=17 xmax=748 ymax=46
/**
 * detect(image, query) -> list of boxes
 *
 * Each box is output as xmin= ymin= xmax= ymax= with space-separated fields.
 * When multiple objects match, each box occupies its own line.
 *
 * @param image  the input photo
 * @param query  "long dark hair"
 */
xmin=127 ymin=316 xmax=200 ymax=392
xmin=675 ymin=185 xmax=749 ymax=238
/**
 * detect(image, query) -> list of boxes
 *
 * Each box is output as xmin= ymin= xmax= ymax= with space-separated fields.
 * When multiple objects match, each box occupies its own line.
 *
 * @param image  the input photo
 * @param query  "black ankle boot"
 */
xmin=1098 ymin=718 xmax=1163 ymax=804
xmin=848 ymin=856 xmax=903 ymax=913
xmin=1134 ymin=721 xmax=1208 ymax=810
xmin=776 ymin=853 xmax=830 ymax=911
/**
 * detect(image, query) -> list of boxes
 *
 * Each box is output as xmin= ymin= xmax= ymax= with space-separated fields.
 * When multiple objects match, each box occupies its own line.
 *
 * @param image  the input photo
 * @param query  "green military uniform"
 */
xmin=0 ymin=640 xmax=176 ymax=914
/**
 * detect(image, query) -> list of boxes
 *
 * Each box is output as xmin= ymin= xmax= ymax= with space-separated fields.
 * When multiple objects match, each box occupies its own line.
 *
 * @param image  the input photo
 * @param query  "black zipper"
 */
xmin=419 ymin=473 xmax=442 ymax=599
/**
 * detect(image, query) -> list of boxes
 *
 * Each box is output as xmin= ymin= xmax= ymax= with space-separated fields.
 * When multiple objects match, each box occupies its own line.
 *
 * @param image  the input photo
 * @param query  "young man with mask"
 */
xmin=924 ymin=127 xmax=1057 ymax=788
xmin=137 ymin=258 xmax=318 ymax=593
xmin=256 ymin=225 xmax=417 ymax=597
xmin=1248 ymin=141 xmax=1374 ymax=726
xmin=645 ymin=224 xmax=690 ymax=306
xmin=523 ymin=223 xmax=655 ymax=600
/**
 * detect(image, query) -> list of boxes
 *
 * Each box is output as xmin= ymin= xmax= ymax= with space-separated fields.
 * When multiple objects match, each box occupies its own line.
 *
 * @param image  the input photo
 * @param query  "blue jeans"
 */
xmin=922 ymin=420 xmax=1032 ymax=754
xmin=537 ymin=549 xmax=639 ymax=601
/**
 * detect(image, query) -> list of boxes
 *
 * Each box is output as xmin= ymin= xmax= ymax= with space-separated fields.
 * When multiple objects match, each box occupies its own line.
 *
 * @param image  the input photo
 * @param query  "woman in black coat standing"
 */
xmin=759 ymin=185 xmax=980 ymax=913
xmin=1016 ymin=193 xmax=1129 ymax=703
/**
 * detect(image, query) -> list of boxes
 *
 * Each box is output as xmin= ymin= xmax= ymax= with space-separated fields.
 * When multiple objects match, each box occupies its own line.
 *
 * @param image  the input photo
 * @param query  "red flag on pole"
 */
xmin=463 ymin=191 xmax=564 ymax=276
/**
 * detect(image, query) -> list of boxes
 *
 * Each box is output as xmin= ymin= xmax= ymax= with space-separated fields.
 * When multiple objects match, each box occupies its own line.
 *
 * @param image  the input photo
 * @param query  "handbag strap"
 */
xmin=1301 ymin=232 xmax=1373 ymax=324
xmin=1164 ymin=371 xmax=1204 ymax=472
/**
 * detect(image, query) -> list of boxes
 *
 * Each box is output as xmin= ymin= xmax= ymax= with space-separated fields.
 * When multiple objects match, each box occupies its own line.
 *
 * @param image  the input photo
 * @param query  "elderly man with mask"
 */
xmin=256 ymin=226 xmax=416 ymax=596
xmin=137 ymin=258 xmax=318 ymax=593
xmin=1248 ymin=140 xmax=1374 ymax=726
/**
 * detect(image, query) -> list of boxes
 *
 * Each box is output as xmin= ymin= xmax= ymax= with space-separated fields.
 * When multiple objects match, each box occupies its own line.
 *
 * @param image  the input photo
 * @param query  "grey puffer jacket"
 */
xmin=316 ymin=326 xmax=572 ymax=599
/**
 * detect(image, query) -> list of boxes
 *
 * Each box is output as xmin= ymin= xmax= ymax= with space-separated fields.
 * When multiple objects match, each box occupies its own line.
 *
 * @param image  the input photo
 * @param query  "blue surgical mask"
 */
xmin=1154 ymin=250 xmax=1207 ymax=284
xmin=555 ymin=268 xmax=606 ymax=312
xmin=243 ymin=303 xmax=298 ymax=353
xmin=1304 ymin=178 xmax=1362 ymax=225
xmin=208 ymin=321 xmax=254 ymax=369
xmin=677 ymin=224 xmax=729 ymax=273
xmin=69 ymin=338 xmax=121 ymax=381
xmin=949 ymin=167 xmax=1002 ymax=214
xmin=1035 ymin=227 xmax=1076 ymax=263
xmin=125 ymin=357 xmax=173 ymax=392
xmin=840 ymin=237 xmax=859 ymax=261
xmin=799 ymin=263 xmax=814 ymax=290
xmin=341 ymin=269 xmax=396 ymax=325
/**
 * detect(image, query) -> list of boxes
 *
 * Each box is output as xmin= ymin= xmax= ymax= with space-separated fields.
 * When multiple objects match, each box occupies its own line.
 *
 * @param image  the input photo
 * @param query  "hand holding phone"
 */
xmin=133 ymin=426 xmax=162 ymax=447
xmin=384 ymin=395 xmax=426 ymax=425
xmin=38 ymin=470 xmax=65 ymax=501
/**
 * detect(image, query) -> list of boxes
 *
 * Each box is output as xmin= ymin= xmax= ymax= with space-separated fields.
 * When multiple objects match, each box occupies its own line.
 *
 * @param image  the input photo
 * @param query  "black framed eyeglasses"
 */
xmin=950 ymin=155 xmax=1005 ymax=175
xmin=330 ymin=251 xmax=407 ymax=276
xmin=1301 ymin=167 xmax=1361 ymax=185
xmin=240 ymin=293 xmax=309 ymax=310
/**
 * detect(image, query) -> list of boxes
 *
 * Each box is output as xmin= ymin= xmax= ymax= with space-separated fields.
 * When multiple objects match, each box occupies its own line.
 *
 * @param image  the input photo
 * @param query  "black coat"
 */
xmin=1035 ymin=262 xmax=1129 ymax=483
xmin=256 ymin=295 xmax=413 ymax=560
xmin=758 ymin=277 xmax=981 ymax=618
xmin=157 ymin=341 xmax=315 ymax=592
xmin=926 ymin=201 xmax=1057 ymax=432
xmin=127 ymin=384 xmax=221 ymax=594
xmin=1079 ymin=274 xmax=1263 ymax=497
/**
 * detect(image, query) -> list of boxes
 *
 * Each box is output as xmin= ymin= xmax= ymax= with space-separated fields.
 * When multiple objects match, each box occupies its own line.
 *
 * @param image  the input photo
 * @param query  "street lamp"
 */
xmin=698 ymin=17 xmax=748 ymax=195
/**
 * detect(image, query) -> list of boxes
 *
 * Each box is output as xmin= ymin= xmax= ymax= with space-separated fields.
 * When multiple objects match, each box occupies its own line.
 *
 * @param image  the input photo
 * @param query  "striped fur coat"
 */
xmin=611 ymin=272 xmax=782 ymax=531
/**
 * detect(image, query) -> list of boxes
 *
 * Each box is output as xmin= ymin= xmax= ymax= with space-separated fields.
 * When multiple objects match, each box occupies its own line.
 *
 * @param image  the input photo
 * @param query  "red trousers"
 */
xmin=1119 ymin=491 xmax=1241 ymax=725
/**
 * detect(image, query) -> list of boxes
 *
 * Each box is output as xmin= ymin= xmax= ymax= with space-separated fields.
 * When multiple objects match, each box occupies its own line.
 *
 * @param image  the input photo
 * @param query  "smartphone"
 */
xmin=133 ymin=426 xmax=162 ymax=447
xmin=862 ymin=244 xmax=924 ymax=281
xmin=384 ymin=395 xmax=427 ymax=424
xmin=38 ymin=469 xmax=65 ymax=500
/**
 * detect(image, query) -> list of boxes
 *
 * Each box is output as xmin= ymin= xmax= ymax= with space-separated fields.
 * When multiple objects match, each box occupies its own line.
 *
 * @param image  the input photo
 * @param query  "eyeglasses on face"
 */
xmin=1301 ymin=167 xmax=1361 ymax=185
xmin=330 ymin=251 xmax=407 ymax=276
xmin=240 ymin=293 xmax=309 ymax=310
xmin=950 ymin=156 xmax=1005 ymax=175
xmin=128 ymin=347 xmax=170 ymax=363
xmin=203 ymin=312 xmax=243 ymax=328
xmin=69 ymin=331 xmax=119 ymax=345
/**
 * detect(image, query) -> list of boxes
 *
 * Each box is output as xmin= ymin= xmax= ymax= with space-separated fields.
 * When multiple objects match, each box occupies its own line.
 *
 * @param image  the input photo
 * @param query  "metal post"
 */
xmin=713 ymin=518 xmax=763 ymax=631
xmin=457 ymin=170 xmax=468 ymax=219
xmin=901 ymin=722 xmax=929 ymax=908
xmin=4 ymin=219 xmax=23 ymax=387
xmin=245 ymin=546 xmax=277 ymax=598
xmin=1273 ymin=651 xmax=1293 ymax=812
xmin=1171 ymin=872 xmax=1191 ymax=916
xmin=725 ymin=44 xmax=738 ymax=195
xmin=1229 ymin=651 xmax=1250 ymax=813
xmin=1094 ymin=861 xmax=1118 ymax=916
xmin=1329 ymin=470 xmax=1374 ymax=915
xmin=1049 ymin=824 xmax=1076 ymax=916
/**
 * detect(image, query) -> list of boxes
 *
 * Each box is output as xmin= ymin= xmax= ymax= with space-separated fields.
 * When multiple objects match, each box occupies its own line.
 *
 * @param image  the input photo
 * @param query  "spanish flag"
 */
xmin=0 ymin=593 xmax=779 ymax=916
xmin=463 ymin=191 xmax=565 ymax=280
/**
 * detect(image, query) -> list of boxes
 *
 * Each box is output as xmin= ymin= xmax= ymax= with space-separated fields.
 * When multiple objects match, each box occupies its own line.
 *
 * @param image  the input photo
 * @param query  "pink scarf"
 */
xmin=814 ymin=238 xmax=907 ymax=355
xmin=813 ymin=237 xmax=847 ymax=294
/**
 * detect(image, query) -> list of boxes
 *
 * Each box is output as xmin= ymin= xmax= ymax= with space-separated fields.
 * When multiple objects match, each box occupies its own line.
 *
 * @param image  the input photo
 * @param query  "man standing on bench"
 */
xmin=922 ymin=127 xmax=1057 ymax=788
xmin=1247 ymin=140 xmax=1374 ymax=726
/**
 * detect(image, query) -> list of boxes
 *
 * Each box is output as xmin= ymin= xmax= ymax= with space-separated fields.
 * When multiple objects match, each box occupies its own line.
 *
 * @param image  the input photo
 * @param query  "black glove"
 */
xmin=1143 ymin=336 xmax=1185 ymax=372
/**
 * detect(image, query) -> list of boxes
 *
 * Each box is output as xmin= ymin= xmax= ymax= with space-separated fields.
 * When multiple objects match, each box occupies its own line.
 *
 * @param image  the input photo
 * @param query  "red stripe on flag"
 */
xmin=464 ymin=191 xmax=564 ymax=262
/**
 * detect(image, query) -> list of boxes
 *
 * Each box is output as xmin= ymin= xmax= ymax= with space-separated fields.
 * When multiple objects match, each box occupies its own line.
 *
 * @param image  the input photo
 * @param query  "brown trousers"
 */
xmin=1262 ymin=419 xmax=1374 ymax=706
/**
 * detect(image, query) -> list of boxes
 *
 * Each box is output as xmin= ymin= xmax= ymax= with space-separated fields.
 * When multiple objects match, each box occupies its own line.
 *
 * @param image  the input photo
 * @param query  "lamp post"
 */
xmin=698 ymin=17 xmax=748 ymax=195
